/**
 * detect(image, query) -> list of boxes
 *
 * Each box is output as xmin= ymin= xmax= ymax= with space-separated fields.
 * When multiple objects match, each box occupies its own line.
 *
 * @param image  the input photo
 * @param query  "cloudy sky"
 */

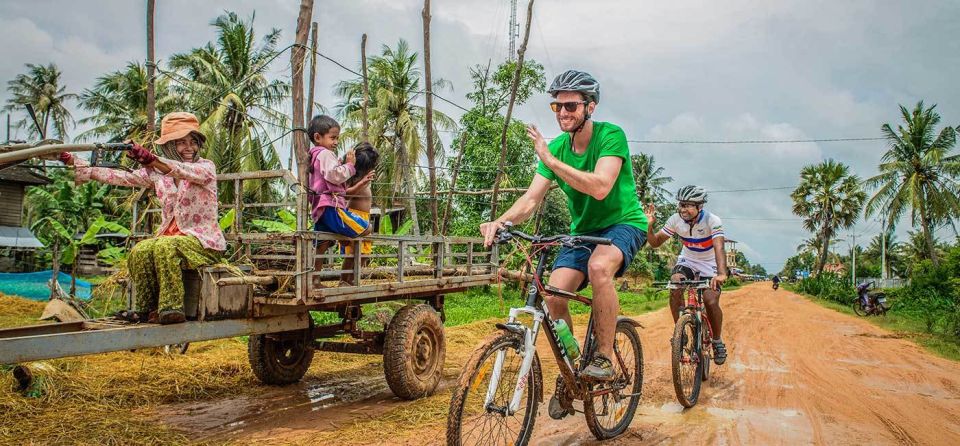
xmin=2 ymin=0 xmax=959 ymax=273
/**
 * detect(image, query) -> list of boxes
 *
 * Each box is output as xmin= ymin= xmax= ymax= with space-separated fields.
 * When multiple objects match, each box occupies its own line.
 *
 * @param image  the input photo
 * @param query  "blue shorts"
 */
xmin=552 ymin=224 xmax=647 ymax=290
xmin=313 ymin=206 xmax=369 ymax=237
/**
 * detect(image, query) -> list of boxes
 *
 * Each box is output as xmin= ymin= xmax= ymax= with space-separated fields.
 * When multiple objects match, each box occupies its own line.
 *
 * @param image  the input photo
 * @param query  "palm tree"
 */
xmin=796 ymin=236 xmax=841 ymax=264
xmin=77 ymin=62 xmax=183 ymax=145
xmin=632 ymin=154 xmax=673 ymax=205
xmin=902 ymin=230 xmax=943 ymax=267
xmin=334 ymin=39 xmax=456 ymax=235
xmin=865 ymin=101 xmax=960 ymax=267
xmin=168 ymin=11 xmax=289 ymax=204
xmin=865 ymin=231 xmax=905 ymax=278
xmin=4 ymin=63 xmax=77 ymax=141
xmin=792 ymin=159 xmax=867 ymax=275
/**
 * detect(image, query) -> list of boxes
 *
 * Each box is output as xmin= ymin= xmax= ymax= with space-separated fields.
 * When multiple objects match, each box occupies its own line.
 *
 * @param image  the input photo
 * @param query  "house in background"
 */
xmin=724 ymin=239 xmax=738 ymax=271
xmin=0 ymin=165 xmax=50 ymax=272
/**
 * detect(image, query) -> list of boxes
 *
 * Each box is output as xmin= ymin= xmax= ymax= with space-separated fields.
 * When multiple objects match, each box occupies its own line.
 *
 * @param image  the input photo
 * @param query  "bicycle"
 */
xmin=446 ymin=223 xmax=644 ymax=445
xmin=665 ymin=279 xmax=715 ymax=408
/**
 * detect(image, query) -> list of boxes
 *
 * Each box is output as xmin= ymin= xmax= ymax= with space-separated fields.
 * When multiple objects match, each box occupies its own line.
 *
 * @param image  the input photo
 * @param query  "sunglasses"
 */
xmin=550 ymin=101 xmax=588 ymax=113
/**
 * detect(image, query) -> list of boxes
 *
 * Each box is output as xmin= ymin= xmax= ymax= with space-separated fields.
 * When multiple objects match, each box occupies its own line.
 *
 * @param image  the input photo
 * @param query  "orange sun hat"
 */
xmin=154 ymin=112 xmax=207 ymax=145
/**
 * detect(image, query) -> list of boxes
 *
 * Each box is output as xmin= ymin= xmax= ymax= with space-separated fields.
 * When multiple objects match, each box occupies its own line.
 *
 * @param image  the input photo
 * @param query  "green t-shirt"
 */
xmin=535 ymin=121 xmax=648 ymax=235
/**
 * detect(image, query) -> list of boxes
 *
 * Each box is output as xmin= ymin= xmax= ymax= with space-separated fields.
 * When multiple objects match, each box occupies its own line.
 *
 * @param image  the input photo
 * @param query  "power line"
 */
xmin=707 ymin=186 xmax=794 ymax=193
xmin=626 ymin=137 xmax=884 ymax=144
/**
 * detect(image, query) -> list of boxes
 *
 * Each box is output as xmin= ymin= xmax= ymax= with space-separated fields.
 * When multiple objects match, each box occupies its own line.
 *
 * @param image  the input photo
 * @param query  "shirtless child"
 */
xmin=340 ymin=142 xmax=379 ymax=285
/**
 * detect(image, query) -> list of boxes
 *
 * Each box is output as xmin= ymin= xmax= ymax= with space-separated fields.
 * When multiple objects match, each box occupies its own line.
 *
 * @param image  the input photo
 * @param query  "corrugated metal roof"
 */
xmin=0 ymin=164 xmax=51 ymax=185
xmin=0 ymin=225 xmax=44 ymax=248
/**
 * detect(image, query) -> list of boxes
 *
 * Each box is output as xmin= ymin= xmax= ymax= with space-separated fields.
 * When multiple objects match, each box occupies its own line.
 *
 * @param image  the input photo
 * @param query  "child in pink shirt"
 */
xmin=307 ymin=115 xmax=370 ymax=282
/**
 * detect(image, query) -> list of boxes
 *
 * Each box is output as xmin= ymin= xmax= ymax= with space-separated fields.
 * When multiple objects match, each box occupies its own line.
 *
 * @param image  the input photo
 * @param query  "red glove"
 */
xmin=125 ymin=143 xmax=158 ymax=166
xmin=58 ymin=152 xmax=73 ymax=163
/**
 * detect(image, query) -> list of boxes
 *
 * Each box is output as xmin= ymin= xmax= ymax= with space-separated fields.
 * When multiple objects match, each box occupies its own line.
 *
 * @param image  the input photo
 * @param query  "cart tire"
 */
xmin=383 ymin=303 xmax=445 ymax=400
xmin=248 ymin=328 xmax=314 ymax=385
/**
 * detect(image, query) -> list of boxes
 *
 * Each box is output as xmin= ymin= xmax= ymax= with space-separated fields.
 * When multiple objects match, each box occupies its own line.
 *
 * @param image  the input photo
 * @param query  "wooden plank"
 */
xmin=0 ymin=314 xmax=309 ymax=364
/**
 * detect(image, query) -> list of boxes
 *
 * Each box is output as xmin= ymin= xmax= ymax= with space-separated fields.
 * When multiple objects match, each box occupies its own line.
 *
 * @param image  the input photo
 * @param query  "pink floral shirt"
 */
xmin=74 ymin=157 xmax=227 ymax=251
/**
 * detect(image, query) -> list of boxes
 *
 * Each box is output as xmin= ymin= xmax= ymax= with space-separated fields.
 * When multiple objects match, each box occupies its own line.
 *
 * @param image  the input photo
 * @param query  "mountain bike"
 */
xmin=666 ymin=279 xmax=715 ymax=408
xmin=446 ymin=223 xmax=644 ymax=445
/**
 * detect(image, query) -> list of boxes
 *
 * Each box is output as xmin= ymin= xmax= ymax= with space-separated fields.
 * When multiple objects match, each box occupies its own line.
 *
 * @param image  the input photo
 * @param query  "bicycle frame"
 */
xmin=483 ymin=237 xmax=601 ymax=414
xmin=669 ymin=280 xmax=714 ymax=360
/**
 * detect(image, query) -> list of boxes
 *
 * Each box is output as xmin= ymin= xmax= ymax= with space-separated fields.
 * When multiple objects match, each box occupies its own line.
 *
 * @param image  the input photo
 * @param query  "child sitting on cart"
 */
xmin=306 ymin=115 xmax=371 ymax=287
xmin=339 ymin=142 xmax=379 ymax=285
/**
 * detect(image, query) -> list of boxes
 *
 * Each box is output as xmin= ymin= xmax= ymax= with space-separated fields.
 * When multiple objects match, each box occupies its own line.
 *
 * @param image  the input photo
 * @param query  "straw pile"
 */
xmin=0 ymin=293 xmax=377 ymax=446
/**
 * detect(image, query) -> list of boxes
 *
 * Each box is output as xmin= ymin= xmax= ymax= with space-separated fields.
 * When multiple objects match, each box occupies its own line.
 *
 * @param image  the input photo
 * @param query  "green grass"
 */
xmin=786 ymin=285 xmax=960 ymax=362
xmin=443 ymin=285 xmax=670 ymax=327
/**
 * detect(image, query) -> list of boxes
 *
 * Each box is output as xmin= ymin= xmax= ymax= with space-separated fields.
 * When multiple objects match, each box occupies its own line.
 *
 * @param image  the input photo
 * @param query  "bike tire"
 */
xmin=584 ymin=319 xmax=644 ymax=440
xmin=446 ymin=331 xmax=541 ymax=446
xmin=671 ymin=313 xmax=702 ymax=408
xmin=700 ymin=322 xmax=711 ymax=382
xmin=852 ymin=300 xmax=866 ymax=317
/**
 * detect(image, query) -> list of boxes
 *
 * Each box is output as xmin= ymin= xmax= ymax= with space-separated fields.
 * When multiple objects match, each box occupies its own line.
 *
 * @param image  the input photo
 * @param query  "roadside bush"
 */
xmin=794 ymin=272 xmax=854 ymax=303
xmin=891 ymin=255 xmax=960 ymax=335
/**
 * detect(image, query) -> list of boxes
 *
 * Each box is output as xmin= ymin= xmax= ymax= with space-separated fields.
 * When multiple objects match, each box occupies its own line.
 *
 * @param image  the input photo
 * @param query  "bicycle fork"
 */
xmin=484 ymin=306 xmax=544 ymax=415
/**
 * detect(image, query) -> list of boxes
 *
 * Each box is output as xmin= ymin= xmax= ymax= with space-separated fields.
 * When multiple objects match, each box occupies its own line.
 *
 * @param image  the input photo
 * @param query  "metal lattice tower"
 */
xmin=508 ymin=0 xmax=518 ymax=60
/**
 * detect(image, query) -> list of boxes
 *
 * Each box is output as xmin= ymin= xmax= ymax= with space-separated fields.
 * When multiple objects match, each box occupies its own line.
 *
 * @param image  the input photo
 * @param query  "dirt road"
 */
xmin=162 ymin=283 xmax=960 ymax=445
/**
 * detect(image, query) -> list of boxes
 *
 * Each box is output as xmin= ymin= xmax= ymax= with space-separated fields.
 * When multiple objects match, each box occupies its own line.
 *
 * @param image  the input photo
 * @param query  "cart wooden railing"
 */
xmin=130 ymin=169 xmax=499 ymax=309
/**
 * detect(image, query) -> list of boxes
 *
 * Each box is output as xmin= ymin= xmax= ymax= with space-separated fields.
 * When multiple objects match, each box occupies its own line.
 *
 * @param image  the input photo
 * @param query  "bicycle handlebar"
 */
xmin=494 ymin=223 xmax=612 ymax=247
xmin=659 ymin=279 xmax=711 ymax=290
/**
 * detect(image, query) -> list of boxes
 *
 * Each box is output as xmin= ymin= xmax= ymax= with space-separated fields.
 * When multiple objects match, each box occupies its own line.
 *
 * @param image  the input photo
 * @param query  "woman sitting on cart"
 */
xmin=57 ymin=112 xmax=225 ymax=325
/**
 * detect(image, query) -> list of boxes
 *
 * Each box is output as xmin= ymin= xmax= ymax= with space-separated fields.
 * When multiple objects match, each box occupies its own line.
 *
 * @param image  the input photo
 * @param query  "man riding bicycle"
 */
xmin=644 ymin=186 xmax=729 ymax=365
xmin=480 ymin=70 xmax=648 ymax=381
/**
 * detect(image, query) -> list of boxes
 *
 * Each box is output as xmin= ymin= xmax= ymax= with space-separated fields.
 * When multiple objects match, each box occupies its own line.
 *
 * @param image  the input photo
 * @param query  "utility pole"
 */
xmin=146 ymin=0 xmax=156 ymax=137
xmin=508 ymin=0 xmax=518 ymax=60
xmin=422 ymin=0 xmax=438 ymax=236
xmin=880 ymin=216 xmax=887 ymax=282
xmin=850 ymin=232 xmax=857 ymax=286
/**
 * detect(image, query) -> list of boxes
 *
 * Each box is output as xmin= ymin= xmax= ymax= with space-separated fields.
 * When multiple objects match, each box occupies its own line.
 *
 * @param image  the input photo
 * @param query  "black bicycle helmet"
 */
xmin=676 ymin=185 xmax=708 ymax=204
xmin=548 ymin=70 xmax=600 ymax=105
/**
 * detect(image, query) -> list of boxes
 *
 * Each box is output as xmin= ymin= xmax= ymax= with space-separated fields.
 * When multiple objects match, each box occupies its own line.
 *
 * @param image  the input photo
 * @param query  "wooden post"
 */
xmin=361 ymin=34 xmax=370 ymax=142
xmin=422 ymin=0 xmax=438 ymax=236
xmin=490 ymin=0 xmax=535 ymax=218
xmin=292 ymin=0 xmax=314 ymax=302
xmin=440 ymin=133 xmax=467 ymax=235
xmin=145 ymin=0 xmax=156 ymax=137
xmin=306 ymin=22 xmax=318 ymax=122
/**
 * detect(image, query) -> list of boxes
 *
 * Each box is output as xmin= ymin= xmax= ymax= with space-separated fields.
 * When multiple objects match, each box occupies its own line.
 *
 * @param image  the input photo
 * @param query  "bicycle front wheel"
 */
xmin=446 ymin=331 xmax=541 ymax=446
xmin=671 ymin=313 xmax=702 ymax=408
xmin=584 ymin=319 xmax=644 ymax=440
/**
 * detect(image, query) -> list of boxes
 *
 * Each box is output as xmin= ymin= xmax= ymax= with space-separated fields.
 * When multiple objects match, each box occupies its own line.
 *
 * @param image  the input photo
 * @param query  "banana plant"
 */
xmin=31 ymin=216 xmax=130 ymax=296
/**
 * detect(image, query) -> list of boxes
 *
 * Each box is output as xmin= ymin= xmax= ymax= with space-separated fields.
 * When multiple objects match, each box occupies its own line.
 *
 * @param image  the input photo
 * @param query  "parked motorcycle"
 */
xmin=852 ymin=281 xmax=889 ymax=316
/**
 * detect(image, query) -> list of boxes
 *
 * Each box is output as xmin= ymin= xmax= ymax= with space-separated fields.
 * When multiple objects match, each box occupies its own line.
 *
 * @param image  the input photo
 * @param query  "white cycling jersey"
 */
xmin=660 ymin=210 xmax=725 ymax=277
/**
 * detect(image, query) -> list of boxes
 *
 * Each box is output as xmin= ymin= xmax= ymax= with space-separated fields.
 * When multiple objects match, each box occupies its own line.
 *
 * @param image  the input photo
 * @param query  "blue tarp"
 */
xmin=0 ymin=270 xmax=92 ymax=301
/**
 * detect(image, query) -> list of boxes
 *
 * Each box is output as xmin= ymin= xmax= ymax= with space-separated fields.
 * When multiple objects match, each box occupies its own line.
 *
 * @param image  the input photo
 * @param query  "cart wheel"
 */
xmin=383 ymin=304 xmax=445 ymax=400
xmin=248 ymin=327 xmax=315 ymax=385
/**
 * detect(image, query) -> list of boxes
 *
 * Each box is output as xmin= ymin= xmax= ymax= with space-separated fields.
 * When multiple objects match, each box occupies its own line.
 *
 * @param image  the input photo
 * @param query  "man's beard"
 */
xmin=557 ymin=114 xmax=585 ymax=132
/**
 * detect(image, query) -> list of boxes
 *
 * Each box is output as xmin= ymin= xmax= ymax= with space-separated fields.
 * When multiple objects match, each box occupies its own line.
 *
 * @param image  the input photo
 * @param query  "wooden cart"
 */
xmin=0 ymin=169 xmax=499 ymax=400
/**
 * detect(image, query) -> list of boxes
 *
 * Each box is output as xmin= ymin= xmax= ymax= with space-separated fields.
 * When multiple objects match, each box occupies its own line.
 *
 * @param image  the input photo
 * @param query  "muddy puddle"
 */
xmin=159 ymin=374 xmax=399 ymax=441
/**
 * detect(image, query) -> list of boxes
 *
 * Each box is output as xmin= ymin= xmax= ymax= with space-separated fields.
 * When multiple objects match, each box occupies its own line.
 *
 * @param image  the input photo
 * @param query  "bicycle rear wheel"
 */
xmin=446 ymin=332 xmax=541 ymax=446
xmin=671 ymin=313 xmax=702 ymax=408
xmin=700 ymin=322 xmax=712 ymax=382
xmin=584 ymin=319 xmax=644 ymax=440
